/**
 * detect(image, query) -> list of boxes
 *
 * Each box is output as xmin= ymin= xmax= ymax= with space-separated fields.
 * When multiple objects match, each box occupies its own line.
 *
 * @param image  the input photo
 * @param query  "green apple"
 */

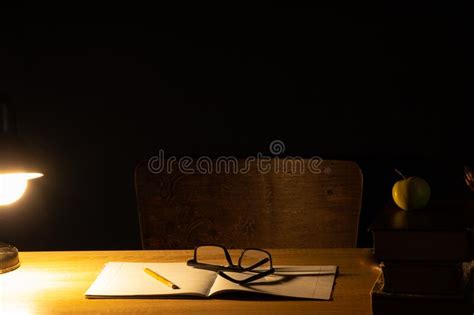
xmin=392 ymin=170 xmax=431 ymax=210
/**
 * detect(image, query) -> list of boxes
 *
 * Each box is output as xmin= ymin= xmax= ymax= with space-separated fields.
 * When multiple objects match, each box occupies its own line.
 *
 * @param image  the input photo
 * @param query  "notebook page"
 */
xmin=209 ymin=265 xmax=337 ymax=300
xmin=85 ymin=262 xmax=217 ymax=298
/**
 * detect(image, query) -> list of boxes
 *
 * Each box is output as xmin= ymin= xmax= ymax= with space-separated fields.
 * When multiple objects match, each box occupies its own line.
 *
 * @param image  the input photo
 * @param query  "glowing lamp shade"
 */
xmin=0 ymin=100 xmax=44 ymax=274
xmin=0 ymin=173 xmax=43 ymax=206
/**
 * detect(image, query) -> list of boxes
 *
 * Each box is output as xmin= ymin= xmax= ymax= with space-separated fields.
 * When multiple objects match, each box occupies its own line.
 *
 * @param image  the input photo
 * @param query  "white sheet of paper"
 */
xmin=85 ymin=262 xmax=217 ymax=298
xmin=209 ymin=265 xmax=337 ymax=300
xmin=85 ymin=262 xmax=337 ymax=300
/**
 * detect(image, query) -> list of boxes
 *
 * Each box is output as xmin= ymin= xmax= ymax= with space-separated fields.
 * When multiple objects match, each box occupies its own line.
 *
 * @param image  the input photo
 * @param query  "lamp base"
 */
xmin=0 ymin=242 xmax=20 ymax=273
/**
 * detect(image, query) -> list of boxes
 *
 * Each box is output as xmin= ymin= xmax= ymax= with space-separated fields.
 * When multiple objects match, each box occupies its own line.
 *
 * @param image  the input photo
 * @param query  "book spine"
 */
xmin=373 ymin=230 xmax=471 ymax=261
xmin=381 ymin=262 xmax=464 ymax=295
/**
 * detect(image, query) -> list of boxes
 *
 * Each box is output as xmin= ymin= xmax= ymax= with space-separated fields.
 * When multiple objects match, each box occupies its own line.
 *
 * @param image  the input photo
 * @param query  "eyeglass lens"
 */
xmin=195 ymin=245 xmax=230 ymax=267
xmin=240 ymin=249 xmax=271 ymax=270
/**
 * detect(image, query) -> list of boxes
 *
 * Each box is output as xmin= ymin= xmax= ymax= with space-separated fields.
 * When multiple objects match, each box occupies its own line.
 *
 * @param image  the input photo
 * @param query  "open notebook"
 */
xmin=85 ymin=262 xmax=337 ymax=300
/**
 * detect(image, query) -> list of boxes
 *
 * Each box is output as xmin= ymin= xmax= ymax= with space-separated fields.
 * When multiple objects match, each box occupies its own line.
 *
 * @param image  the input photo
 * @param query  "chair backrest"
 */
xmin=135 ymin=159 xmax=363 ymax=249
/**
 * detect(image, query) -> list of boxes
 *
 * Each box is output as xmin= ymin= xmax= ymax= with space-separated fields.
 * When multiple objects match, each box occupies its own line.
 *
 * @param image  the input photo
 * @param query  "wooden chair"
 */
xmin=135 ymin=159 xmax=363 ymax=249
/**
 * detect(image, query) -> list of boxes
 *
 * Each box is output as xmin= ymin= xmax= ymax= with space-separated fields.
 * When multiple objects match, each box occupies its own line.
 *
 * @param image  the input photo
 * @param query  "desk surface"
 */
xmin=0 ymin=249 xmax=379 ymax=315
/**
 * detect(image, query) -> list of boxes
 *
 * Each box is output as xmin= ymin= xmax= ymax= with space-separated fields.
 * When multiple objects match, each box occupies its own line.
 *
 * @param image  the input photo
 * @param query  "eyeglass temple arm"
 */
xmin=218 ymin=268 xmax=275 ymax=285
xmin=240 ymin=268 xmax=274 ymax=284
xmin=241 ymin=257 xmax=271 ymax=271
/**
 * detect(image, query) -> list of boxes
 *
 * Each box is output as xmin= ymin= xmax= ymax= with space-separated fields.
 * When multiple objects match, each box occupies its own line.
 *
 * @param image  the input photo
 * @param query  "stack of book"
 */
xmin=369 ymin=201 xmax=474 ymax=315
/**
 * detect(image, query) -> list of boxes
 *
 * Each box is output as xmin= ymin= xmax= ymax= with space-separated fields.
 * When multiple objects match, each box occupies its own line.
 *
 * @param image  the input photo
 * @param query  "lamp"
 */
xmin=0 ymin=99 xmax=43 ymax=273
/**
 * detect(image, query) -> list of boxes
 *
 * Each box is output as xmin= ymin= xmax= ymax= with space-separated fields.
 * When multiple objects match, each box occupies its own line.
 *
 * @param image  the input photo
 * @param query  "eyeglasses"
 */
xmin=186 ymin=244 xmax=275 ymax=285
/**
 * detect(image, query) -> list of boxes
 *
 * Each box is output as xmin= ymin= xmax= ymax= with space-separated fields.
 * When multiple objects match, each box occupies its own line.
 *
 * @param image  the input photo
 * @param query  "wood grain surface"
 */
xmin=0 ymin=249 xmax=379 ymax=315
xmin=135 ymin=159 xmax=363 ymax=249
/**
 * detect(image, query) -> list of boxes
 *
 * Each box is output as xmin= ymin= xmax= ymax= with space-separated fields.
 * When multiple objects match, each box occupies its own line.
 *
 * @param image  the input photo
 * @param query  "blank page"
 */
xmin=209 ymin=265 xmax=338 ymax=300
xmin=85 ymin=262 xmax=217 ymax=298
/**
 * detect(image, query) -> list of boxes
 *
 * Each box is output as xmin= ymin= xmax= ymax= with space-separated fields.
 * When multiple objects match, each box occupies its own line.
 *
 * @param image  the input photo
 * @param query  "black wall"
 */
xmin=0 ymin=4 xmax=472 ymax=250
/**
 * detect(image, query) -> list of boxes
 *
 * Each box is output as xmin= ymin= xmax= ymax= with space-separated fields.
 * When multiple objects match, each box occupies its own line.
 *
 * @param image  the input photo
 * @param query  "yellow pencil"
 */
xmin=144 ymin=268 xmax=180 ymax=289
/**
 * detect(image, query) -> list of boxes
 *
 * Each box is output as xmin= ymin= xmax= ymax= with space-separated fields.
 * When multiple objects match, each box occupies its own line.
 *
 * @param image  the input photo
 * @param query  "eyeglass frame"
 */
xmin=186 ymin=244 xmax=275 ymax=285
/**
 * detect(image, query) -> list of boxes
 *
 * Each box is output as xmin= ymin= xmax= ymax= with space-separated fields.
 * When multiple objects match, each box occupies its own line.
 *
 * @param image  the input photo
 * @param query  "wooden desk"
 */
xmin=0 ymin=249 xmax=380 ymax=315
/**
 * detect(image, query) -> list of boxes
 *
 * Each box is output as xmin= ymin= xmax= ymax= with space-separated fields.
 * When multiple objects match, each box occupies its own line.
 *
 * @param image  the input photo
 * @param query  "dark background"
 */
xmin=0 ymin=3 xmax=472 ymax=250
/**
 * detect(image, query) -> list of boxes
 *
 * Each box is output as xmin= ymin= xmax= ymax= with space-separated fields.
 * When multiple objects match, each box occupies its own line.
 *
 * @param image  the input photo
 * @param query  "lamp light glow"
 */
xmin=0 ymin=99 xmax=43 ymax=274
xmin=0 ymin=173 xmax=43 ymax=206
